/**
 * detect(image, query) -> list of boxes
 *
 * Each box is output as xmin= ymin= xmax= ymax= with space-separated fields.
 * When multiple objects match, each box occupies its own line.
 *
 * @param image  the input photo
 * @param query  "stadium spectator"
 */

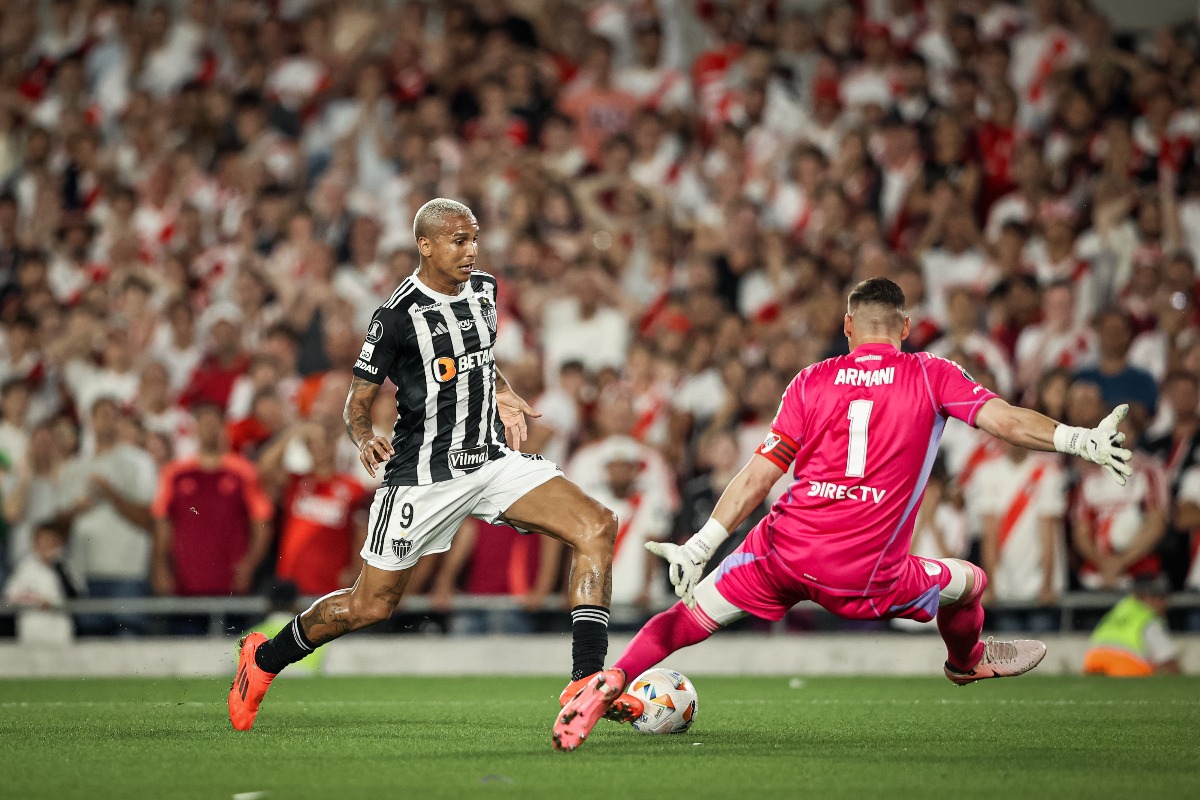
xmin=976 ymin=443 xmax=1067 ymax=632
xmin=916 ymin=188 xmax=992 ymax=329
xmin=0 ymin=377 xmax=31 ymax=468
xmin=259 ymin=419 xmax=369 ymax=597
xmin=180 ymin=303 xmax=251 ymax=411
xmin=567 ymin=385 xmax=677 ymax=516
xmin=0 ymin=0 xmax=1195 ymax=639
xmin=1014 ymin=281 xmax=1097 ymax=390
xmin=135 ymin=360 xmax=195 ymax=459
xmin=149 ymin=299 xmax=203 ymax=393
xmin=1074 ymin=309 xmax=1159 ymax=427
xmin=1170 ymin=464 xmax=1200 ymax=630
xmin=1083 ymin=574 xmax=1181 ymax=676
xmin=151 ymin=402 xmax=273 ymax=602
xmin=587 ymin=436 xmax=673 ymax=616
xmin=1128 ymin=289 xmax=1198 ymax=385
xmin=559 ymin=36 xmax=640 ymax=164
xmin=928 ymin=287 xmax=1015 ymax=398
xmin=56 ymin=397 xmax=156 ymax=636
xmin=1072 ymin=414 xmax=1167 ymax=592
xmin=2 ymin=522 xmax=78 ymax=643
xmin=55 ymin=324 xmax=141 ymax=428
xmin=3 ymin=422 xmax=65 ymax=568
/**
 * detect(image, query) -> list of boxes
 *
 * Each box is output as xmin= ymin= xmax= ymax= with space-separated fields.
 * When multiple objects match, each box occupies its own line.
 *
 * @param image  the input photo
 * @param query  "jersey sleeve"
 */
xmin=353 ymin=306 xmax=405 ymax=385
xmin=922 ymin=354 xmax=999 ymax=427
xmin=755 ymin=372 xmax=806 ymax=470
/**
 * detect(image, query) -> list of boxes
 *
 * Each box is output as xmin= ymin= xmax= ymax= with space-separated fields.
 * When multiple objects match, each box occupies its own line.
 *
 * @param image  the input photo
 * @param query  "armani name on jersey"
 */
xmin=353 ymin=271 xmax=507 ymax=485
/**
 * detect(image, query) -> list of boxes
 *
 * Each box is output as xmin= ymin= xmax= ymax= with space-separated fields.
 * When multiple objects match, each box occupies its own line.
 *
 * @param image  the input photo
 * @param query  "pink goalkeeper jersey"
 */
xmin=754 ymin=343 xmax=998 ymax=597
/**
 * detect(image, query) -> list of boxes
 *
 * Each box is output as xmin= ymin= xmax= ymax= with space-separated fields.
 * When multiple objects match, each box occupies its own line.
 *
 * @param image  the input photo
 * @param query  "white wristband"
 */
xmin=693 ymin=518 xmax=730 ymax=556
xmin=1053 ymin=424 xmax=1085 ymax=456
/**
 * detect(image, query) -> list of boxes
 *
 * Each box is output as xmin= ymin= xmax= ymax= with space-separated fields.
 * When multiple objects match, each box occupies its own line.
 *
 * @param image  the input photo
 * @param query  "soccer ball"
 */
xmin=628 ymin=668 xmax=699 ymax=735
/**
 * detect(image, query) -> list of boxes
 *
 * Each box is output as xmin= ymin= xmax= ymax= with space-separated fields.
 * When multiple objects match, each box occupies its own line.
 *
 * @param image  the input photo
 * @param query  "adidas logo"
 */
xmin=432 ymin=322 xmax=449 ymax=336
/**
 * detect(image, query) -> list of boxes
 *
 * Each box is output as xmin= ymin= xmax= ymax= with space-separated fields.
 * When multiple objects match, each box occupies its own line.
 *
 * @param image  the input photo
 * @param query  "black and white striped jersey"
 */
xmin=352 ymin=270 xmax=508 ymax=485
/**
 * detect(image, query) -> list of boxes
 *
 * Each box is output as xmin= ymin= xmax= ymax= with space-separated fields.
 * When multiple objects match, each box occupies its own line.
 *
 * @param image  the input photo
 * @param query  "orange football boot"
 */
xmin=228 ymin=633 xmax=277 ymax=731
xmin=559 ymin=670 xmax=643 ymax=723
xmin=554 ymin=668 xmax=629 ymax=751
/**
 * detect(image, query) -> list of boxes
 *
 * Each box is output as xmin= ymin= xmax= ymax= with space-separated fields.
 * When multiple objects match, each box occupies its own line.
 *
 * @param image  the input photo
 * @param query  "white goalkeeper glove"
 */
xmin=1053 ymin=403 xmax=1134 ymax=486
xmin=645 ymin=519 xmax=729 ymax=608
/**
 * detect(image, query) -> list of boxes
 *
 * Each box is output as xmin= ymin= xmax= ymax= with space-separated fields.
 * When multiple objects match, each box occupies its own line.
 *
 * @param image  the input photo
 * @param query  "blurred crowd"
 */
xmin=3 ymin=0 xmax=1200 ymax=638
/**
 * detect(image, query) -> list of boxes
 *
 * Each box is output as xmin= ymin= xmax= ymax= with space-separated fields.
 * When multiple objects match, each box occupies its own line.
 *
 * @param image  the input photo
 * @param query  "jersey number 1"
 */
xmin=845 ymin=400 xmax=873 ymax=478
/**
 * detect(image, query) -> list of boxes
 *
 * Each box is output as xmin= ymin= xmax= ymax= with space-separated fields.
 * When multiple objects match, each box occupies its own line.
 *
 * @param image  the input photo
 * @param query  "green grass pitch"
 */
xmin=3 ymin=675 xmax=1198 ymax=800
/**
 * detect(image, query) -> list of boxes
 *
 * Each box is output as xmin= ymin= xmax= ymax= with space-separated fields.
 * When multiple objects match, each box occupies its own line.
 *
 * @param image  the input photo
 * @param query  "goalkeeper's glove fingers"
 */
xmin=1087 ymin=405 xmax=1133 ymax=486
xmin=1058 ymin=404 xmax=1134 ymax=486
xmin=645 ymin=541 xmax=706 ymax=608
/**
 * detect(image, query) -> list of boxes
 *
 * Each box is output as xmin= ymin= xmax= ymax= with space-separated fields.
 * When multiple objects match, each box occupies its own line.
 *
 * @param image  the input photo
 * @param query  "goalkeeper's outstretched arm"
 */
xmin=708 ymin=455 xmax=785 ymax=535
xmin=645 ymin=455 xmax=783 ymax=607
xmin=974 ymin=397 xmax=1133 ymax=485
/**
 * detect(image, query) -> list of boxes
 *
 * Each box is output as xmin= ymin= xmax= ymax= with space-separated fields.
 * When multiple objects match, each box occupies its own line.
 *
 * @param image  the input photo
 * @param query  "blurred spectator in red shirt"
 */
xmin=151 ymin=402 xmax=273 ymax=597
xmin=559 ymin=36 xmax=641 ymax=164
xmin=259 ymin=418 xmax=369 ymax=596
xmin=180 ymin=303 xmax=250 ymax=411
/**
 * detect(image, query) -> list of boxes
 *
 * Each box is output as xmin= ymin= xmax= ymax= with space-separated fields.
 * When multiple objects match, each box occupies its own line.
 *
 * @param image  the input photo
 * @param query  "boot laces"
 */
xmin=983 ymin=637 xmax=1017 ymax=664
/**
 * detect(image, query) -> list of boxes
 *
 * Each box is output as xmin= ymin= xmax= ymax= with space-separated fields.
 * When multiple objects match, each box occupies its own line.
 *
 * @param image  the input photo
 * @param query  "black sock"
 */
xmin=254 ymin=616 xmax=316 ymax=674
xmin=570 ymin=605 xmax=610 ymax=681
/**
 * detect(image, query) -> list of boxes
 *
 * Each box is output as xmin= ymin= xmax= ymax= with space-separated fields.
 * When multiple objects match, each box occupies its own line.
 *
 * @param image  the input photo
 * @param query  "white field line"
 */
xmin=1 ymin=698 xmax=1198 ymax=709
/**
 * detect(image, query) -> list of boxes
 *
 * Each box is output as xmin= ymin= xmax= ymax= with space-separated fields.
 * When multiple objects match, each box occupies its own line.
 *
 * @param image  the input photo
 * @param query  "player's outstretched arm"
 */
xmin=974 ymin=398 xmax=1133 ymax=486
xmin=647 ymin=454 xmax=783 ymax=607
xmin=344 ymin=376 xmax=393 ymax=478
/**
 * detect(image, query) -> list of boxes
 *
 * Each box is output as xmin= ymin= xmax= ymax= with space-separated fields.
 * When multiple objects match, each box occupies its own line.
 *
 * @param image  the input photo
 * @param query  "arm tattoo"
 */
xmin=344 ymin=376 xmax=382 ymax=447
xmin=494 ymin=366 xmax=510 ymax=394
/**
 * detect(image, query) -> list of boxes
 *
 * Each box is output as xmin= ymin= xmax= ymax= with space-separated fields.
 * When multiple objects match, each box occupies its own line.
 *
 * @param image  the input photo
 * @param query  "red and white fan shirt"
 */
xmin=1072 ymin=454 xmax=1167 ymax=589
xmin=974 ymin=453 xmax=1067 ymax=601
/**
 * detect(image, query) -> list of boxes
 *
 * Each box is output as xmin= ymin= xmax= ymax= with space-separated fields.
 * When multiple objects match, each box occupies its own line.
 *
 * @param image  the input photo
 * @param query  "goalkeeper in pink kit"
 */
xmin=554 ymin=277 xmax=1133 ymax=751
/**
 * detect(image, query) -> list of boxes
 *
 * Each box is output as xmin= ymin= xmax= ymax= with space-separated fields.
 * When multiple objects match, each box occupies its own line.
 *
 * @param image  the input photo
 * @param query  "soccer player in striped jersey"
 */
xmin=230 ymin=199 xmax=642 ymax=730
xmin=554 ymin=277 xmax=1133 ymax=751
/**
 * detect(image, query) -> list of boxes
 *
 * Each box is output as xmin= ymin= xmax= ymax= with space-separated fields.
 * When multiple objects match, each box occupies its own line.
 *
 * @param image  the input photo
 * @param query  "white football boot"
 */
xmin=944 ymin=637 xmax=1047 ymax=685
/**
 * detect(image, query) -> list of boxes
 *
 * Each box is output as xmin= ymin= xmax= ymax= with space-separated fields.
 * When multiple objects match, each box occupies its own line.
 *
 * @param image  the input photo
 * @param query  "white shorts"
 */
xmin=360 ymin=451 xmax=563 ymax=570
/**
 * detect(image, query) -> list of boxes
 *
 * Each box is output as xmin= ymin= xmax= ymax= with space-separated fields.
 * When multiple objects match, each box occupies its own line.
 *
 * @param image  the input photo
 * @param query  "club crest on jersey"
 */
xmin=480 ymin=297 xmax=497 ymax=333
xmin=392 ymin=538 xmax=412 ymax=559
xmin=366 ymin=320 xmax=383 ymax=343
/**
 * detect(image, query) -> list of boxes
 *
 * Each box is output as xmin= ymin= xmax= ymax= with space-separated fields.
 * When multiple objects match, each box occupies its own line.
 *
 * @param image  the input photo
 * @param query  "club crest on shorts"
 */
xmin=392 ymin=538 xmax=412 ymax=559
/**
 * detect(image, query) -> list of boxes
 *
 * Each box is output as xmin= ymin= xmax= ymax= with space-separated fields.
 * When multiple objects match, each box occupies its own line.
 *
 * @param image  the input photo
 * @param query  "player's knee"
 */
xmin=939 ymin=558 xmax=986 ymax=607
xmin=348 ymin=595 xmax=394 ymax=628
xmin=582 ymin=504 xmax=618 ymax=554
xmin=694 ymin=576 xmax=747 ymax=628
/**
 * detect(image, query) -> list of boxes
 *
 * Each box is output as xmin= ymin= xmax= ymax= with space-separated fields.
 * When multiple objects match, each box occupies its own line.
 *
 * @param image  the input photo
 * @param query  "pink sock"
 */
xmin=613 ymin=601 xmax=718 ymax=684
xmin=937 ymin=562 xmax=988 ymax=672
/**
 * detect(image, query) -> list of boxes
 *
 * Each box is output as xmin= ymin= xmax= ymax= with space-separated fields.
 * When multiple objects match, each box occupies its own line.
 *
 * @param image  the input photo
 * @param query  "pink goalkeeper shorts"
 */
xmin=712 ymin=522 xmax=953 ymax=623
